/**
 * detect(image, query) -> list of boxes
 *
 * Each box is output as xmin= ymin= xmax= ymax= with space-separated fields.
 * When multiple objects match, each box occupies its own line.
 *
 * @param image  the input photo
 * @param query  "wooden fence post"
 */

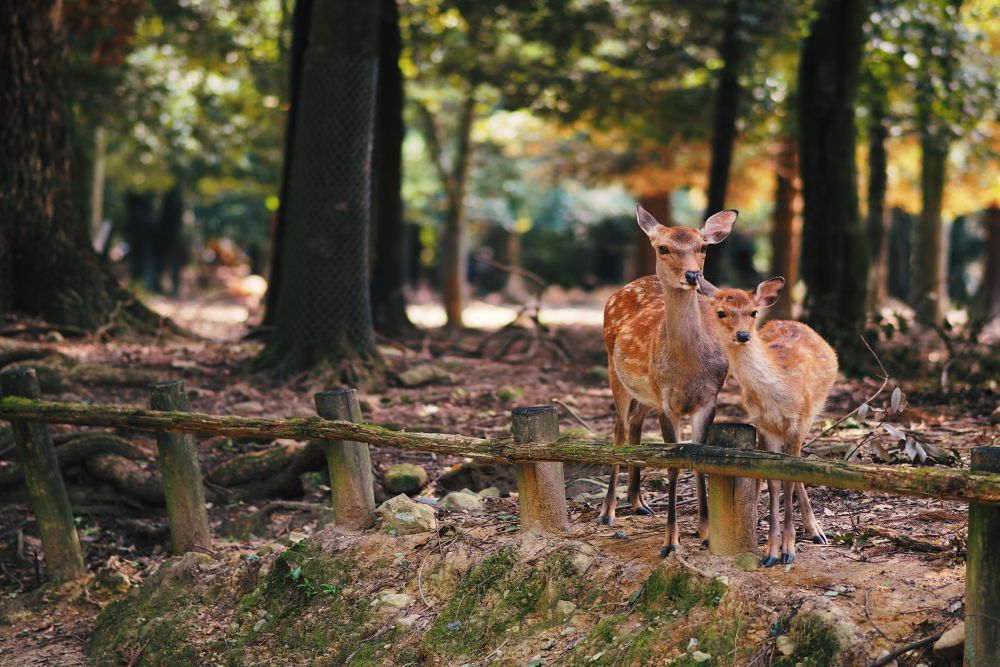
xmin=0 ymin=369 xmax=86 ymax=580
xmin=511 ymin=406 xmax=569 ymax=532
xmin=148 ymin=381 xmax=212 ymax=554
xmin=706 ymin=423 xmax=758 ymax=556
xmin=314 ymin=389 xmax=375 ymax=531
xmin=966 ymin=446 xmax=1000 ymax=666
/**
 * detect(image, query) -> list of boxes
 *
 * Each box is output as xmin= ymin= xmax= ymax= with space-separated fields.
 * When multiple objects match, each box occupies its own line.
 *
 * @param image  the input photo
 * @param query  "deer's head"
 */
xmin=697 ymin=276 xmax=785 ymax=345
xmin=636 ymin=206 xmax=738 ymax=291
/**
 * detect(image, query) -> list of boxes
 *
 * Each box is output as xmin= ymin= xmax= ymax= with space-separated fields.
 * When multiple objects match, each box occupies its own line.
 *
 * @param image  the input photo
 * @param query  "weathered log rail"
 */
xmin=1 ymin=395 xmax=999 ymax=504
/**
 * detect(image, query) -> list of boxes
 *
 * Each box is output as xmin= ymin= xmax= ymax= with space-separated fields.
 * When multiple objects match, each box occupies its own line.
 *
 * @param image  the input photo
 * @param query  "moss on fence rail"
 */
xmin=2 ymin=396 xmax=1000 ymax=504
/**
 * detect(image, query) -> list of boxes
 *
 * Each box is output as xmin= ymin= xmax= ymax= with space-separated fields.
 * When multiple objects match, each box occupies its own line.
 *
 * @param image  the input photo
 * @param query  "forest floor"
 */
xmin=0 ymin=277 xmax=997 ymax=665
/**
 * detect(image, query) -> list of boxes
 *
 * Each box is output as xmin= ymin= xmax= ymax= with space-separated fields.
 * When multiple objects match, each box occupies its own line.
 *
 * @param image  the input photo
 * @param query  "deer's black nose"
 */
xmin=736 ymin=331 xmax=751 ymax=343
xmin=685 ymin=271 xmax=701 ymax=285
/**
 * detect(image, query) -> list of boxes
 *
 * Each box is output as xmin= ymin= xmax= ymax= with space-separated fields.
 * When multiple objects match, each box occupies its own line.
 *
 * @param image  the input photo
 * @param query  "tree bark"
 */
xmin=701 ymin=0 xmax=746 ymax=283
xmin=260 ymin=0 xmax=384 ymax=382
xmin=0 ymin=0 xmax=160 ymax=334
xmin=440 ymin=92 xmax=476 ymax=328
xmin=263 ymin=0 xmax=313 ymax=327
xmin=797 ymin=0 xmax=870 ymax=365
xmin=866 ymin=95 xmax=890 ymax=310
xmin=913 ymin=132 xmax=949 ymax=323
xmin=369 ymin=0 xmax=412 ymax=337
xmin=768 ymin=138 xmax=800 ymax=321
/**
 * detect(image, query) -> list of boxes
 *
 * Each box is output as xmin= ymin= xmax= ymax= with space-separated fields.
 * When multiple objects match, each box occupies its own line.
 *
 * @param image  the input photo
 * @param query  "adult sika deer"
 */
xmin=698 ymin=275 xmax=838 ymax=566
xmin=601 ymin=205 xmax=737 ymax=557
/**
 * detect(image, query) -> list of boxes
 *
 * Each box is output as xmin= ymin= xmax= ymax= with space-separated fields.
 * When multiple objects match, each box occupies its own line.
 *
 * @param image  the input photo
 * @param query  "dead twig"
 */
xmin=552 ymin=399 xmax=598 ymax=433
xmin=864 ymin=633 xmax=941 ymax=667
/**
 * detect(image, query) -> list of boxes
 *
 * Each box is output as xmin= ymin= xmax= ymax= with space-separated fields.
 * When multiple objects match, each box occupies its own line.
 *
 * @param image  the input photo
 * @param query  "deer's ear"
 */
xmin=636 ymin=204 xmax=663 ymax=237
xmin=700 ymin=209 xmax=738 ymax=244
xmin=696 ymin=274 xmax=719 ymax=298
xmin=754 ymin=277 xmax=785 ymax=308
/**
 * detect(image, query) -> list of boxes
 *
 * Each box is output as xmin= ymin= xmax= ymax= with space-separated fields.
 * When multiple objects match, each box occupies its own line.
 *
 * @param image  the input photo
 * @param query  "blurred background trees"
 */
xmin=2 ymin=0 xmax=999 ymax=372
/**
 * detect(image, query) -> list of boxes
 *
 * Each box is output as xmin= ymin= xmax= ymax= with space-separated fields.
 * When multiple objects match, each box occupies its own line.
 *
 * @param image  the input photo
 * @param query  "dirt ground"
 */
xmin=0 ymin=280 xmax=996 ymax=665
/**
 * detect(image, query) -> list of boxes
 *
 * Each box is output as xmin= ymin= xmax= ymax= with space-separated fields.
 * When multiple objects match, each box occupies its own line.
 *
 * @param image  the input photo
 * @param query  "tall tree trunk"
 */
xmin=866 ymin=94 xmax=890 ymax=310
xmin=768 ymin=138 xmax=800 ymax=321
xmin=0 ymin=0 xmax=159 ymax=333
xmin=797 ymin=0 xmax=869 ymax=366
xmin=887 ymin=207 xmax=913 ymax=301
xmin=701 ymin=0 xmax=745 ymax=283
xmin=440 ymin=91 xmax=476 ymax=328
xmin=912 ymin=130 xmax=949 ymax=324
xmin=263 ymin=0 xmax=313 ymax=327
xmin=90 ymin=126 xmax=107 ymax=248
xmin=370 ymin=0 xmax=412 ymax=337
xmin=630 ymin=193 xmax=671 ymax=280
xmin=259 ymin=0 xmax=383 ymax=384
xmin=980 ymin=205 xmax=1000 ymax=325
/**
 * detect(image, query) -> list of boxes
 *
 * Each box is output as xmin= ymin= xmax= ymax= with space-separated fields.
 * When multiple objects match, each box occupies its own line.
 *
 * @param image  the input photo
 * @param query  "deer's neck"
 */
xmin=660 ymin=287 xmax=711 ymax=354
xmin=727 ymin=339 xmax=779 ymax=394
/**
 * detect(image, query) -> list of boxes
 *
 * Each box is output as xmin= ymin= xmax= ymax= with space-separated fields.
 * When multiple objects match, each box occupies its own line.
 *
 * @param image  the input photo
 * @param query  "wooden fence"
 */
xmin=1 ymin=367 xmax=998 ymax=665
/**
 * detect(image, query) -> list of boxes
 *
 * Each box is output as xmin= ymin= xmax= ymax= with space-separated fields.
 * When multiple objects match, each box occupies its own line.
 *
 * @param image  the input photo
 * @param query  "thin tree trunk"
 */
xmin=980 ymin=205 xmax=1000 ymax=325
xmin=769 ymin=138 xmax=800 ymax=321
xmin=263 ymin=0 xmax=312 ymax=327
xmin=370 ymin=0 xmax=412 ymax=337
xmin=797 ymin=0 xmax=869 ymax=366
xmin=441 ymin=91 xmax=476 ymax=328
xmin=0 ymin=0 xmax=160 ymax=333
xmin=701 ymin=0 xmax=745 ymax=283
xmin=913 ymin=133 xmax=949 ymax=324
xmin=90 ymin=126 xmax=106 ymax=246
xmin=866 ymin=95 xmax=890 ymax=310
xmin=259 ymin=0 xmax=384 ymax=384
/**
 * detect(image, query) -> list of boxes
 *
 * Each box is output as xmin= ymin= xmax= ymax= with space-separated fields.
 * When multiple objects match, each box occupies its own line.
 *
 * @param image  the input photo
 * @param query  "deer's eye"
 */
xmin=717 ymin=311 xmax=726 ymax=319
xmin=658 ymin=246 xmax=669 ymax=255
xmin=751 ymin=310 xmax=758 ymax=318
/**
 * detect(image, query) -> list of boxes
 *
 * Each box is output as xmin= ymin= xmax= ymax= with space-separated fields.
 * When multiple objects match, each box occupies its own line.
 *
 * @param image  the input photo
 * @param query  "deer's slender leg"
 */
xmin=690 ymin=402 xmax=717 ymax=546
xmin=598 ymin=386 xmax=632 ymax=526
xmin=760 ymin=431 xmax=784 ymax=567
xmin=795 ymin=483 xmax=827 ymax=544
xmin=658 ymin=413 xmax=683 ymax=557
xmin=781 ymin=480 xmax=796 ymax=563
xmin=626 ymin=402 xmax=652 ymax=516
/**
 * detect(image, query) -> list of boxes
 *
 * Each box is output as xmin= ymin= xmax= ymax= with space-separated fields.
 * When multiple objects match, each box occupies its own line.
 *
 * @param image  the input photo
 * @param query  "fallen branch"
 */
xmin=863 ymin=526 xmax=951 ymax=553
xmin=0 ymin=433 xmax=148 ymax=489
xmin=85 ymin=454 xmax=165 ymax=506
xmin=864 ymin=633 xmax=941 ymax=667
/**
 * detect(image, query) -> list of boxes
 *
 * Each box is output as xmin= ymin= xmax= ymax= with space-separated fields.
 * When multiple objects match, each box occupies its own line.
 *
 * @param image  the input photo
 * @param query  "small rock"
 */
xmin=733 ymin=552 xmax=758 ymax=571
xmin=441 ymin=491 xmax=483 ymax=512
xmin=612 ymin=530 xmax=627 ymax=539
xmin=478 ymin=486 xmax=501 ymax=498
xmin=447 ymin=621 xmax=462 ymax=631
xmin=253 ymin=619 xmax=266 ymax=632
xmin=497 ymin=385 xmax=524 ymax=401
xmin=776 ymin=635 xmax=796 ymax=656
xmin=397 ymin=364 xmax=453 ymax=387
xmin=875 ymin=650 xmax=897 ymax=667
xmin=932 ymin=621 xmax=965 ymax=661
xmin=378 ymin=593 xmax=412 ymax=610
xmin=560 ymin=626 xmax=575 ymax=636
xmin=991 ymin=406 xmax=1000 ymax=425
xmin=555 ymin=600 xmax=576 ymax=617
xmin=287 ymin=531 xmax=308 ymax=544
xmin=692 ymin=651 xmax=712 ymax=663
xmin=44 ymin=330 xmax=64 ymax=342
xmin=586 ymin=366 xmax=609 ymax=382
xmin=376 ymin=494 xmax=437 ymax=535
xmin=232 ymin=400 xmax=265 ymax=413
xmin=397 ymin=614 xmax=421 ymax=628
xmin=687 ymin=637 xmax=699 ymax=652
xmin=384 ymin=463 xmax=429 ymax=494
xmin=357 ymin=394 xmax=379 ymax=413
xmin=589 ymin=652 xmax=604 ymax=662
xmin=823 ymin=590 xmax=839 ymax=597
xmin=570 ymin=552 xmax=592 ymax=574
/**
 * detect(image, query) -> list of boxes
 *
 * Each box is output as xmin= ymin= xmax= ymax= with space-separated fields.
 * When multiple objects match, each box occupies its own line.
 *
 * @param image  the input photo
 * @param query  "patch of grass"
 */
xmin=772 ymin=612 xmax=844 ymax=667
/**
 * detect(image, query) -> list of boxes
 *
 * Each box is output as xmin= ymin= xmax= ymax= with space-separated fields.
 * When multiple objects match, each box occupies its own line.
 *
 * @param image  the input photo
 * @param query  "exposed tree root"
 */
xmin=84 ymin=454 xmax=165 ymax=507
xmin=217 ymin=500 xmax=329 ymax=540
xmin=0 ymin=433 xmax=148 ymax=489
xmin=208 ymin=441 xmax=326 ymax=500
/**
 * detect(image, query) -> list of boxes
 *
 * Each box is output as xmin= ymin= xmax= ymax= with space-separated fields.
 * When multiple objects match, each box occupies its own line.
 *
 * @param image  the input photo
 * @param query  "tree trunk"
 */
xmin=0 ymin=0 xmax=160 ymax=333
xmin=441 ymin=91 xmax=476 ymax=328
xmin=980 ymin=205 xmax=1000 ymax=325
xmin=370 ymin=0 xmax=412 ymax=337
xmin=887 ymin=207 xmax=914 ymax=301
xmin=768 ymin=138 xmax=800 ymax=321
xmin=912 ymin=133 xmax=949 ymax=324
xmin=797 ymin=0 xmax=870 ymax=366
xmin=866 ymin=95 xmax=890 ymax=310
xmin=701 ymin=0 xmax=745 ymax=283
xmin=259 ymin=0 xmax=384 ymax=384
xmin=263 ymin=0 xmax=313 ymax=327
xmin=630 ymin=193 xmax=671 ymax=280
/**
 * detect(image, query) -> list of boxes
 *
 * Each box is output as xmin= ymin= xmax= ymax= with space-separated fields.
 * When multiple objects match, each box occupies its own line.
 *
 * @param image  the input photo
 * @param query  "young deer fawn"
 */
xmin=697 ymin=275 xmax=837 ymax=566
xmin=601 ymin=205 xmax=737 ymax=557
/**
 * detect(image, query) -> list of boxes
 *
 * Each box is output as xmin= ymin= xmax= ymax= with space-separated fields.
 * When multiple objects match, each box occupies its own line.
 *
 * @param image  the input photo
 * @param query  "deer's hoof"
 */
xmin=760 ymin=555 xmax=780 ymax=568
xmin=781 ymin=552 xmax=795 ymax=565
xmin=596 ymin=515 xmax=615 ymax=527
xmin=701 ymin=539 xmax=710 ymax=548
xmin=634 ymin=505 xmax=654 ymax=517
xmin=811 ymin=535 xmax=828 ymax=545
xmin=660 ymin=545 xmax=679 ymax=559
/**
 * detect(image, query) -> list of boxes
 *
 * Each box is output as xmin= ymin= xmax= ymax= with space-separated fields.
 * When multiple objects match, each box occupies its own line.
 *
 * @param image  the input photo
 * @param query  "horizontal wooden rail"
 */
xmin=1 ymin=396 xmax=999 ymax=504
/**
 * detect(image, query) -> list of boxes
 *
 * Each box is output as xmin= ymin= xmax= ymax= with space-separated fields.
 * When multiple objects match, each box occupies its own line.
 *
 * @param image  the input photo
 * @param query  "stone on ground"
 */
xmin=376 ymin=494 xmax=437 ymax=535
xmin=384 ymin=463 xmax=429 ymax=494
xmin=441 ymin=491 xmax=483 ymax=512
